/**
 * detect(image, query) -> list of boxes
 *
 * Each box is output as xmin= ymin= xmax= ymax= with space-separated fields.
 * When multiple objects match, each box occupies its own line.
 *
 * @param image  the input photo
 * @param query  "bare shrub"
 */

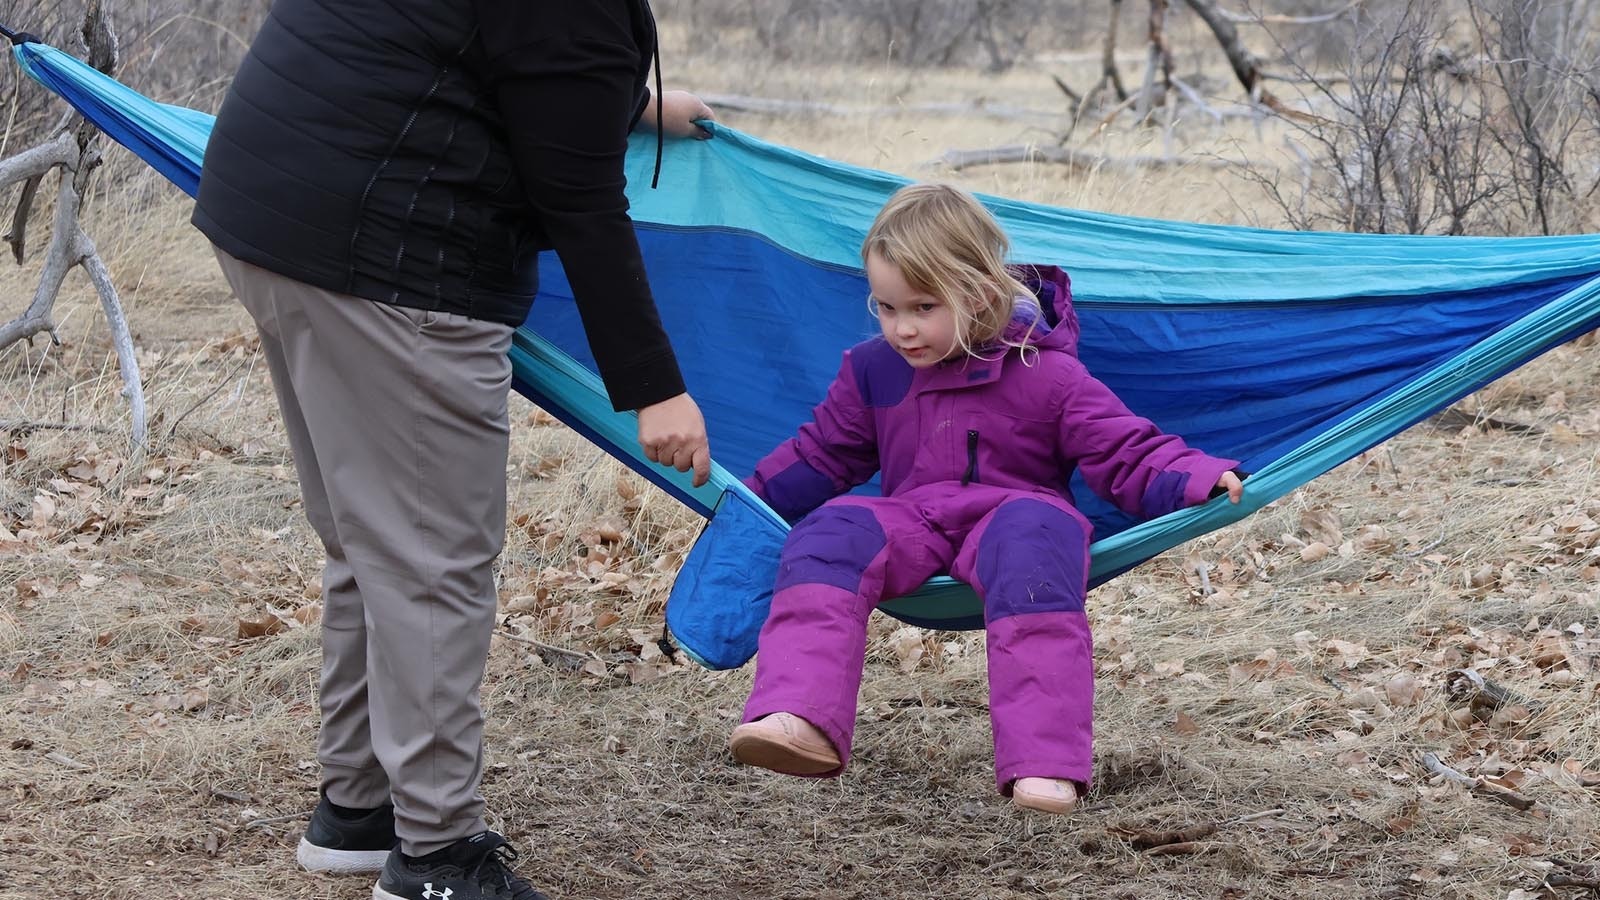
xmin=655 ymin=0 xmax=1102 ymax=69
xmin=0 ymin=0 xmax=264 ymax=150
xmin=1255 ymin=0 xmax=1600 ymax=235
xmin=1267 ymin=0 xmax=1361 ymax=64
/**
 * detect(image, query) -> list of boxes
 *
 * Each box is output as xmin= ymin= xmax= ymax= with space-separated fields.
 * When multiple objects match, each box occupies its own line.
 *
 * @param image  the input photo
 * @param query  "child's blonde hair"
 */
xmin=862 ymin=183 xmax=1038 ymax=360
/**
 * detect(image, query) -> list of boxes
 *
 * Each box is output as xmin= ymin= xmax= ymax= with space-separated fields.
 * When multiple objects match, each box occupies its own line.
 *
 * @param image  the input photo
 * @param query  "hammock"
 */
xmin=15 ymin=39 xmax=1600 ymax=668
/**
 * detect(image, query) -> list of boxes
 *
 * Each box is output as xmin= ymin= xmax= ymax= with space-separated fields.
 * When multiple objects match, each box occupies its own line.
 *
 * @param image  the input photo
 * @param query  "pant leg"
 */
xmin=948 ymin=495 xmax=1095 ymax=795
xmin=215 ymin=250 xmax=388 ymax=810
xmin=742 ymin=496 xmax=952 ymax=774
xmin=214 ymin=250 xmax=512 ymax=855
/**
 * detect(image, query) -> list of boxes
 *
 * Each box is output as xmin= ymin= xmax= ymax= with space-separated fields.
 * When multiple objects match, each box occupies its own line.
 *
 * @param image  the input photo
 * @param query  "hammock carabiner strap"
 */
xmin=0 ymin=22 xmax=40 ymax=46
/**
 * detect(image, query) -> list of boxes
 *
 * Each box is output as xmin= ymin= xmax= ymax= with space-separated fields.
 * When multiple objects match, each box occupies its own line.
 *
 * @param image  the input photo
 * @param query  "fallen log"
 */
xmin=929 ymin=143 xmax=1248 ymax=172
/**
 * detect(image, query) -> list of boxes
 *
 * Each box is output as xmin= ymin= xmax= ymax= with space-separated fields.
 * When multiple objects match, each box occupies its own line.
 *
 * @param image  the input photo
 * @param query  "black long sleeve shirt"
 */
xmin=472 ymin=0 xmax=684 ymax=411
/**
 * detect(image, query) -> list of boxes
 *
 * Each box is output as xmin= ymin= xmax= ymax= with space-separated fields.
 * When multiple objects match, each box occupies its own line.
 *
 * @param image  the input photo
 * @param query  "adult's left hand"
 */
xmin=645 ymin=90 xmax=714 ymax=140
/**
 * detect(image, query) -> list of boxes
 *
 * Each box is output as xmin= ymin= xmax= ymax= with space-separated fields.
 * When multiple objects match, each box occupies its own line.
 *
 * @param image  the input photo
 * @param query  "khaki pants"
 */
xmin=215 ymin=249 xmax=513 ymax=855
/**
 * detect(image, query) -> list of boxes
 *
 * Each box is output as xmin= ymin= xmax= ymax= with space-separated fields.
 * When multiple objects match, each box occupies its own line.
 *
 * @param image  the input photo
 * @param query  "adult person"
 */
xmin=192 ymin=1 xmax=713 ymax=898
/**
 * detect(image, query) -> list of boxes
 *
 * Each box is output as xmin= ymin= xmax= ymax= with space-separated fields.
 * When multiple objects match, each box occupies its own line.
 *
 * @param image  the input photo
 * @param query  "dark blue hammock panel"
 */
xmin=16 ymin=39 xmax=1600 ymax=669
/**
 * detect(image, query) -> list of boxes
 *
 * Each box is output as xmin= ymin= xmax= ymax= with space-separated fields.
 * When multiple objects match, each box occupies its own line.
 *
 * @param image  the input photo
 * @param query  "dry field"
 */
xmin=3 ymin=19 xmax=1600 ymax=900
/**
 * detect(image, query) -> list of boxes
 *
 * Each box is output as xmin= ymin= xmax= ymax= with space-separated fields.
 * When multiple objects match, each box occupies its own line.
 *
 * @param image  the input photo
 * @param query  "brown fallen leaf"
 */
xmin=1385 ymin=672 xmax=1425 ymax=707
xmin=236 ymin=616 xmax=287 ymax=639
xmin=1300 ymin=509 xmax=1344 ymax=546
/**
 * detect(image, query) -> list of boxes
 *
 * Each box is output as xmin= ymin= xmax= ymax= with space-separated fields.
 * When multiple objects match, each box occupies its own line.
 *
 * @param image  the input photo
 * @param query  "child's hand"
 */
xmin=1216 ymin=470 xmax=1244 ymax=504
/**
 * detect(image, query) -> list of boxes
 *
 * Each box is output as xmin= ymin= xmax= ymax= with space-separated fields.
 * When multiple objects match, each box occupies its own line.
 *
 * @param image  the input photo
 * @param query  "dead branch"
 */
xmin=1420 ymin=752 xmax=1540 ymax=812
xmin=1135 ymin=0 xmax=1177 ymax=122
xmin=1181 ymin=0 xmax=1323 ymax=122
xmin=44 ymin=750 xmax=92 ymax=770
xmin=1551 ymin=859 xmax=1600 ymax=887
xmin=928 ymin=143 xmax=1246 ymax=172
xmin=0 ymin=142 xmax=84 ymax=351
xmin=1444 ymin=668 xmax=1544 ymax=717
xmin=1217 ymin=0 xmax=1365 ymax=25
xmin=0 ymin=4 xmax=146 ymax=452
xmin=1145 ymin=841 xmax=1216 ymax=856
xmin=1130 ymin=822 xmax=1218 ymax=849
xmin=1547 ymin=874 xmax=1600 ymax=890
xmin=0 ymin=419 xmax=119 ymax=435
xmin=1051 ymin=74 xmax=1082 ymax=106
xmin=1069 ymin=0 xmax=1132 ymax=138
xmin=1109 ymin=807 xmax=1282 ymax=854
xmin=494 ymin=628 xmax=600 ymax=672
xmin=1169 ymin=77 xmax=1225 ymax=125
xmin=81 ymin=240 xmax=146 ymax=447
xmin=5 ymin=173 xmax=42 ymax=263
xmin=242 ymin=811 xmax=309 ymax=829
xmin=0 ymin=131 xmax=77 ymax=194
xmin=700 ymin=93 xmax=1057 ymax=124
xmin=1426 ymin=406 xmax=1541 ymax=434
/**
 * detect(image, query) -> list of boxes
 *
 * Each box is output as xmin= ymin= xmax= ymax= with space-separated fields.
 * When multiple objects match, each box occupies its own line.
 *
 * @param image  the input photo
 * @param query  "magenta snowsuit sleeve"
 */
xmin=745 ymin=349 xmax=880 ymax=524
xmin=1058 ymin=359 xmax=1237 ymax=520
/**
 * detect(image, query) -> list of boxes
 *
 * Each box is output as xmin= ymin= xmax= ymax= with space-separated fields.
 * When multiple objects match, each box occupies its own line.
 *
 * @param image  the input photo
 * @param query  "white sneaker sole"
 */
xmin=372 ymin=885 xmax=406 ymax=900
xmin=296 ymin=838 xmax=391 ymax=874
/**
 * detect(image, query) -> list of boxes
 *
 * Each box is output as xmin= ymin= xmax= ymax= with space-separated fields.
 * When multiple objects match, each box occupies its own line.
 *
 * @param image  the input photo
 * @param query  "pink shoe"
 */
xmin=728 ymin=712 xmax=841 ymax=775
xmin=1011 ymin=777 xmax=1079 ymax=815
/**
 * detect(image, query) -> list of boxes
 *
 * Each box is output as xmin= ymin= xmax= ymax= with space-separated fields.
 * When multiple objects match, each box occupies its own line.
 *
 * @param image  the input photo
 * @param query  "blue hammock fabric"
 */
xmin=17 ymin=40 xmax=1600 ymax=669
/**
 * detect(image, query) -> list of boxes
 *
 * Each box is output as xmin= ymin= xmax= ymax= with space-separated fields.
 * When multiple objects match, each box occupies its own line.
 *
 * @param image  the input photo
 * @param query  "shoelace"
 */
xmin=470 ymin=842 xmax=548 ymax=900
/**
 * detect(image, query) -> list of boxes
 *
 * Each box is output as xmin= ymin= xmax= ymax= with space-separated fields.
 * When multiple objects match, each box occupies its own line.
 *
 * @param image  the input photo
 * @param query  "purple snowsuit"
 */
xmin=742 ymin=267 xmax=1238 ymax=793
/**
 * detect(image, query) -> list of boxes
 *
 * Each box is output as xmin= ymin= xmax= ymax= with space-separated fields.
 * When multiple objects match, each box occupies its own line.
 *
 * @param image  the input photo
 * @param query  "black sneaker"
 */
xmin=295 ymin=794 xmax=396 ymax=874
xmin=373 ymin=831 xmax=549 ymax=900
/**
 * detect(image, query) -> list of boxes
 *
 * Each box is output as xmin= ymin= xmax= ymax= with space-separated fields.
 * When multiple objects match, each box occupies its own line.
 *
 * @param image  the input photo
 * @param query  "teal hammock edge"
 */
xmin=19 ymin=37 xmax=1600 ymax=306
xmin=513 ymin=262 xmax=1600 ymax=619
xmin=18 ymin=36 xmax=1600 ymax=622
xmin=624 ymin=123 xmax=1600 ymax=306
xmin=14 ymin=42 xmax=211 ymax=195
xmin=1070 ymin=271 xmax=1600 ymax=585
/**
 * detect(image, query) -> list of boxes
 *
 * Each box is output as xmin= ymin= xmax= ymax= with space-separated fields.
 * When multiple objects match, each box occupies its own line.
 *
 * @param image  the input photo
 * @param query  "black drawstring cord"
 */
xmin=649 ymin=23 xmax=663 ymax=189
xmin=1 ymin=21 xmax=40 ymax=45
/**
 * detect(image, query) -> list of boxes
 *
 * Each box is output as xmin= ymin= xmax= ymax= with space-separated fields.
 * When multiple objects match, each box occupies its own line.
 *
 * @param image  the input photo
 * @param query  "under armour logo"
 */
xmin=422 ymin=885 xmax=453 ymax=900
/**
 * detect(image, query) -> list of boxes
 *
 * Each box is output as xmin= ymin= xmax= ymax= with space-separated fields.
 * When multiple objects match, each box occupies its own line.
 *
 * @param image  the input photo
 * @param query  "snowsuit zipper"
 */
xmin=962 ymin=429 xmax=980 ymax=485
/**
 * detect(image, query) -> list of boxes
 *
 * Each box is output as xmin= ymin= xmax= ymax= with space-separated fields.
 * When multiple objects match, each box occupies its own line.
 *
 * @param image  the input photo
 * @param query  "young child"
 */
xmin=727 ymin=183 xmax=1243 ymax=814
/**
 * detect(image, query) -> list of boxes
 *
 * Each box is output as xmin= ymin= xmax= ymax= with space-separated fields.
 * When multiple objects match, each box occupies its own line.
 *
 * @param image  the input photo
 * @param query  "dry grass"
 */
xmin=3 ymin=30 xmax=1599 ymax=900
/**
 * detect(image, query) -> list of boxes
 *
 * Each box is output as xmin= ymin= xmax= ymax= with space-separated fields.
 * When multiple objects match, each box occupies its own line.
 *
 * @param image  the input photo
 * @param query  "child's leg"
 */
xmin=949 ymin=496 xmax=1095 ymax=797
xmin=740 ymin=497 xmax=949 ymax=775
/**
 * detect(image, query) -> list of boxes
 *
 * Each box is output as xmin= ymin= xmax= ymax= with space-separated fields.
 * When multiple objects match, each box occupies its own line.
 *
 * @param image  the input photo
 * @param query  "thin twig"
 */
xmin=166 ymin=357 xmax=251 ymax=440
xmin=242 ymin=811 xmax=309 ymax=829
xmin=1216 ymin=0 xmax=1364 ymax=25
xmin=1223 ymin=808 xmax=1286 ymax=826
xmin=1421 ymin=752 xmax=1540 ymax=811
xmin=494 ymin=629 xmax=594 ymax=664
xmin=0 ymin=419 xmax=118 ymax=434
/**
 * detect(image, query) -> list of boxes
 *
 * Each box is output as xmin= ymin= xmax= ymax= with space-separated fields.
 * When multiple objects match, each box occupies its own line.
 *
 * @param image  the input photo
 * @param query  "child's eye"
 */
xmin=917 ymin=303 xmax=938 ymax=313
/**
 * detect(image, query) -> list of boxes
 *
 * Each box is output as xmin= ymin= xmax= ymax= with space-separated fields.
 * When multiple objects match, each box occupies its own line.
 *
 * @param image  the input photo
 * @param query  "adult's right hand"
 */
xmin=638 ymin=392 xmax=711 ymax=487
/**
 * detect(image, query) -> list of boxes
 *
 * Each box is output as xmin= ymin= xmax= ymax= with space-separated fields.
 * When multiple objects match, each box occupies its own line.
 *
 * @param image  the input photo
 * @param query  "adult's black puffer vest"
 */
xmin=193 ymin=0 xmax=649 ymax=326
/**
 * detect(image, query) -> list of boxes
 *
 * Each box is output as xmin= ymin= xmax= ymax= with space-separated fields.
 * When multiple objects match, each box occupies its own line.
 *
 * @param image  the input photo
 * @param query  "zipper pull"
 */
xmin=962 ymin=429 xmax=979 ymax=485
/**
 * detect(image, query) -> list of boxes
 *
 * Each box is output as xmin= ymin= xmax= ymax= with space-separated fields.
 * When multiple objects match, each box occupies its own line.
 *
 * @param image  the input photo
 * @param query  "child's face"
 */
xmin=866 ymin=250 xmax=959 ymax=368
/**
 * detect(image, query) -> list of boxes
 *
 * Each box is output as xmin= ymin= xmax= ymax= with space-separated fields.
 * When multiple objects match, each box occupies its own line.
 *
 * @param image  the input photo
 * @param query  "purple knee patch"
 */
xmin=975 ymin=500 xmax=1088 ymax=622
xmin=763 ymin=460 xmax=838 ymax=524
xmin=851 ymin=341 xmax=914 ymax=408
xmin=1141 ymin=470 xmax=1191 ymax=519
xmin=776 ymin=504 xmax=886 ymax=593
